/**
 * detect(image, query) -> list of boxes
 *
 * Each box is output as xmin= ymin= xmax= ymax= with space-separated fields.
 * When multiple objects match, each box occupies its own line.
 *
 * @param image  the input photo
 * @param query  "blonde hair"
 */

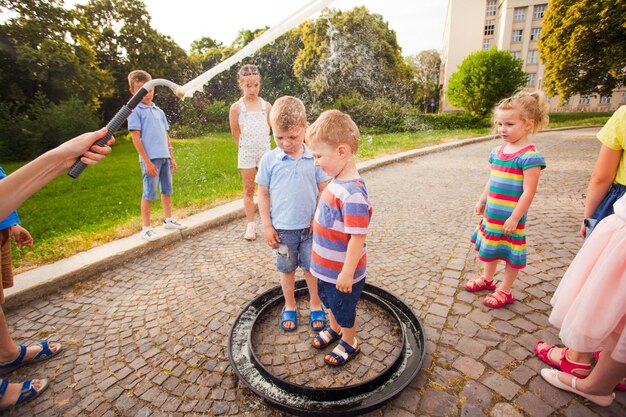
xmin=494 ymin=90 xmax=549 ymax=133
xmin=270 ymin=96 xmax=307 ymax=131
xmin=306 ymin=110 xmax=360 ymax=153
xmin=128 ymin=70 xmax=152 ymax=90
xmin=237 ymin=64 xmax=261 ymax=86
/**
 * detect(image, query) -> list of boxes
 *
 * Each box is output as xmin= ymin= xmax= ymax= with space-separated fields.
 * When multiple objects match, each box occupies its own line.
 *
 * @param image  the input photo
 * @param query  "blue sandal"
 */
xmin=325 ymin=338 xmax=360 ymax=366
xmin=309 ymin=309 xmax=327 ymax=331
xmin=312 ymin=327 xmax=341 ymax=349
xmin=280 ymin=308 xmax=298 ymax=332
xmin=0 ymin=341 xmax=63 ymax=376
xmin=0 ymin=378 xmax=50 ymax=411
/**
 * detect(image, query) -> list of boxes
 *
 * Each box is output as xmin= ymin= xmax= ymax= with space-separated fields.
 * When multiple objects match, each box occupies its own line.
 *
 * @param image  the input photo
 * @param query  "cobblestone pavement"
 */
xmin=5 ymin=127 xmax=626 ymax=416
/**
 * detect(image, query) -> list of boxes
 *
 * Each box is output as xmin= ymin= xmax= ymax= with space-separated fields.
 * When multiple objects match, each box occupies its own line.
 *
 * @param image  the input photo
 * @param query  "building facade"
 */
xmin=439 ymin=0 xmax=625 ymax=112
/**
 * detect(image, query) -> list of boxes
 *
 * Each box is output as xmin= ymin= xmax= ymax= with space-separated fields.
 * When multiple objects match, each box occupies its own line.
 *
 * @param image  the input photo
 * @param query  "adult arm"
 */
xmin=0 ymin=128 xmax=114 ymax=220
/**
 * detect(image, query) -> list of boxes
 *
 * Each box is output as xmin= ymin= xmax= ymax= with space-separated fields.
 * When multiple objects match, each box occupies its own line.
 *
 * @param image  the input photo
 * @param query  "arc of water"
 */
xmin=179 ymin=0 xmax=334 ymax=98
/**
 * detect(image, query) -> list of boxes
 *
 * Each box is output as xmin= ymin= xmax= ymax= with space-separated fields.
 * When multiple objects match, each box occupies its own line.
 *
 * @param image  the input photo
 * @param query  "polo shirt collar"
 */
xmin=277 ymin=144 xmax=313 ymax=160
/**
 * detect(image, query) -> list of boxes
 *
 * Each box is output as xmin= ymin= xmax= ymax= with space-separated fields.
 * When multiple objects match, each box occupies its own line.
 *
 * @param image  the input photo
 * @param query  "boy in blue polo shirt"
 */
xmin=256 ymin=96 xmax=329 ymax=332
xmin=127 ymin=70 xmax=186 ymax=241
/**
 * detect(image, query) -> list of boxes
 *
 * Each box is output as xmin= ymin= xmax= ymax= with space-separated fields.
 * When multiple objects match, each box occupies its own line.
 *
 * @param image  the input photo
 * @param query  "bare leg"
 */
xmin=0 ymin=307 xmax=59 ymax=363
xmin=140 ymin=199 xmax=151 ymax=228
xmin=303 ymin=271 xmax=323 ymax=328
xmin=240 ymin=168 xmax=257 ymax=222
xmin=325 ymin=318 xmax=358 ymax=364
xmin=280 ymin=271 xmax=296 ymax=329
xmin=483 ymin=261 xmax=497 ymax=281
xmin=499 ymin=264 xmax=518 ymax=293
xmin=161 ymin=194 xmax=172 ymax=219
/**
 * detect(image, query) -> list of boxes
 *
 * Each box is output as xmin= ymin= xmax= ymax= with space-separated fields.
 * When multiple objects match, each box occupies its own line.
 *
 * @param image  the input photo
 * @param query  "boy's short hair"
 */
xmin=305 ymin=109 xmax=360 ymax=153
xmin=128 ymin=70 xmax=152 ymax=90
xmin=270 ymin=96 xmax=307 ymax=131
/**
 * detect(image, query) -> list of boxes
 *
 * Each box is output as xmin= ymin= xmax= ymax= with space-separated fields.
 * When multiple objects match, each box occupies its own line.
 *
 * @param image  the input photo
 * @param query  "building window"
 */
xmin=510 ymin=51 xmax=521 ymax=60
xmin=531 ymin=28 xmax=541 ymax=41
xmin=483 ymin=38 xmax=491 ymax=50
xmin=579 ymin=95 xmax=591 ymax=105
xmin=486 ymin=0 xmax=497 ymax=16
xmin=514 ymin=7 xmax=526 ymax=21
xmin=484 ymin=20 xmax=495 ymax=36
xmin=600 ymin=95 xmax=611 ymax=104
xmin=512 ymin=30 xmax=523 ymax=42
xmin=526 ymin=73 xmax=536 ymax=87
xmin=534 ymin=4 xmax=547 ymax=19
xmin=527 ymin=50 xmax=539 ymax=64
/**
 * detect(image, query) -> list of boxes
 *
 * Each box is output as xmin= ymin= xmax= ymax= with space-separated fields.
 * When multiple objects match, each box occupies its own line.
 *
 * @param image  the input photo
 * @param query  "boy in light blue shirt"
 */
xmin=256 ymin=96 xmax=329 ymax=332
xmin=127 ymin=70 xmax=186 ymax=241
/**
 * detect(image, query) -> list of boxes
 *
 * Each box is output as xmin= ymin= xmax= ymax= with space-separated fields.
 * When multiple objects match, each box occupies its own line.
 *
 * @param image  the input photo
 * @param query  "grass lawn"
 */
xmin=2 ymin=112 xmax=611 ymax=271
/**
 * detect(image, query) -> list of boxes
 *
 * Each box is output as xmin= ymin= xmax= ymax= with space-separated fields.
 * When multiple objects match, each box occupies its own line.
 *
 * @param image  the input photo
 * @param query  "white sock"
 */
xmin=142 ymin=226 xmax=151 ymax=231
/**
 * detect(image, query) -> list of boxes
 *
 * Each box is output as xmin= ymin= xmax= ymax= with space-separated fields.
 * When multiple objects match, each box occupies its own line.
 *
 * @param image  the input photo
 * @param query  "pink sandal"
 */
xmin=535 ymin=342 xmax=591 ymax=377
xmin=593 ymin=351 xmax=626 ymax=391
xmin=482 ymin=289 xmax=515 ymax=308
xmin=464 ymin=276 xmax=496 ymax=292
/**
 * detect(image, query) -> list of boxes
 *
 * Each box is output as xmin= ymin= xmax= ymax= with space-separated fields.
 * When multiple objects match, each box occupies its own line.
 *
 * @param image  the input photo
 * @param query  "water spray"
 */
xmin=68 ymin=0 xmax=334 ymax=178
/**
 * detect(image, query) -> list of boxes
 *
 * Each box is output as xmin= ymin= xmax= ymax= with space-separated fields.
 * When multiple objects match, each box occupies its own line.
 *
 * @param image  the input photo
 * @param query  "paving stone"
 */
xmin=461 ymin=404 xmax=487 ymax=417
xmin=481 ymin=372 xmax=520 ymax=401
xmin=489 ymin=402 xmax=523 ymax=417
xmin=459 ymin=380 xmax=494 ymax=409
xmin=419 ymin=388 xmax=458 ymax=416
xmin=515 ymin=391 xmax=555 ymax=417
xmin=452 ymin=356 xmax=485 ymax=379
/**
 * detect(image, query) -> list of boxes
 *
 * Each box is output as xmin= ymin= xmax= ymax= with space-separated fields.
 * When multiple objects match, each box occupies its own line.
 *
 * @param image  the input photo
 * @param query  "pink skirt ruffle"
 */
xmin=549 ymin=214 xmax=626 ymax=363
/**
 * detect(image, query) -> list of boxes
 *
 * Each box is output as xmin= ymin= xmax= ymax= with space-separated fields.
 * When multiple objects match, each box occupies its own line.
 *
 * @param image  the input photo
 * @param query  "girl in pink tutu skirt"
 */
xmin=537 ymin=195 xmax=626 ymax=407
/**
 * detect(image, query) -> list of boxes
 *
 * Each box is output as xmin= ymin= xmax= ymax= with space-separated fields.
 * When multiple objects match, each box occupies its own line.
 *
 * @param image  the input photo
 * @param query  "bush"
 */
xmin=328 ymin=94 xmax=405 ymax=132
xmin=0 ymin=95 xmax=100 ymax=162
xmin=403 ymin=109 xmax=490 ymax=131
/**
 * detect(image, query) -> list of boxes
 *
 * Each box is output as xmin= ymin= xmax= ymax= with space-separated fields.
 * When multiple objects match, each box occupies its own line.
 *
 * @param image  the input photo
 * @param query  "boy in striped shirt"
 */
xmin=306 ymin=110 xmax=372 ymax=366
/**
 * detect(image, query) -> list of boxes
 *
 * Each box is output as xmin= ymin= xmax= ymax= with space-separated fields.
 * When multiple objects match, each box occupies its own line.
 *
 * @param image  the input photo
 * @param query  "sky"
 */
xmin=66 ymin=0 xmax=448 ymax=56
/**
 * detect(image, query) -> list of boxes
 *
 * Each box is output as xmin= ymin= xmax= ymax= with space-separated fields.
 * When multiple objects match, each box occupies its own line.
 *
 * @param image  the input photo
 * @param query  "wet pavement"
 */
xmin=4 ymin=127 xmax=626 ymax=416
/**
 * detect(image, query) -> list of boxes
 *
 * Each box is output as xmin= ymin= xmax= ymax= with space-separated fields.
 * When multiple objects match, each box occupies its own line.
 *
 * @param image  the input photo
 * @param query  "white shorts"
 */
xmin=238 ymin=138 xmax=269 ymax=169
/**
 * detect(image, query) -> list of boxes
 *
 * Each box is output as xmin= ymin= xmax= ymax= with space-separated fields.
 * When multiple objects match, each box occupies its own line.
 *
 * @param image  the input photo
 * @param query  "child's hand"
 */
xmin=171 ymin=158 xmax=178 ymax=173
xmin=11 ymin=225 xmax=33 ymax=248
xmin=264 ymin=225 xmax=280 ymax=248
xmin=146 ymin=161 xmax=157 ymax=177
xmin=503 ymin=217 xmax=519 ymax=235
xmin=474 ymin=201 xmax=486 ymax=215
xmin=336 ymin=272 xmax=353 ymax=293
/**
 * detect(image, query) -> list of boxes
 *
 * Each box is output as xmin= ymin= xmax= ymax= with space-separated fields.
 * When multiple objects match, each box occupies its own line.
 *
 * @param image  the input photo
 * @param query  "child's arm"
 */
xmin=310 ymin=180 xmax=329 ymax=231
xmin=474 ymin=178 xmax=490 ymax=215
xmin=265 ymin=101 xmax=272 ymax=129
xmin=257 ymin=185 xmax=279 ymax=248
xmin=166 ymin=132 xmax=177 ymax=173
xmin=130 ymin=130 xmax=157 ymax=177
xmin=336 ymin=234 xmax=367 ymax=293
xmin=229 ymin=103 xmax=241 ymax=145
xmin=503 ymin=166 xmax=541 ymax=234
xmin=10 ymin=225 xmax=33 ymax=248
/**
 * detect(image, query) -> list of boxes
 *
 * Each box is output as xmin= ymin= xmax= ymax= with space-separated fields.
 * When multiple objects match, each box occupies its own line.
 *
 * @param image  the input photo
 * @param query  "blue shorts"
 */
xmin=275 ymin=228 xmax=312 ymax=273
xmin=317 ymin=278 xmax=365 ymax=328
xmin=140 ymin=158 xmax=173 ymax=201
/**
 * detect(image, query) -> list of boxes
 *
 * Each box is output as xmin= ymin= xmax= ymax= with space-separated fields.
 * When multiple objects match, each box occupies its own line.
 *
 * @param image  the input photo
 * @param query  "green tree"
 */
xmin=294 ymin=7 xmax=414 ymax=108
xmin=447 ymin=49 xmax=527 ymax=116
xmin=406 ymin=50 xmax=441 ymax=112
xmin=190 ymin=36 xmax=223 ymax=54
xmin=539 ymin=0 xmax=626 ymax=101
xmin=0 ymin=0 xmax=114 ymax=109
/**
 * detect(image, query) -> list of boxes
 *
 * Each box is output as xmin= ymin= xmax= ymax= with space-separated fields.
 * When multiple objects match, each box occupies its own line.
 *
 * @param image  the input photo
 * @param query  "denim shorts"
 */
xmin=140 ymin=158 xmax=173 ymax=200
xmin=587 ymin=183 xmax=626 ymax=237
xmin=275 ymin=228 xmax=312 ymax=273
xmin=317 ymin=278 xmax=365 ymax=328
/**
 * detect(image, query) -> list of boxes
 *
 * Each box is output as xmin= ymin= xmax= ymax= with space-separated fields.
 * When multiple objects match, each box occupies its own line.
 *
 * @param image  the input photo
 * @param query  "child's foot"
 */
xmin=309 ymin=308 xmax=326 ymax=331
xmin=164 ymin=218 xmax=187 ymax=230
xmin=464 ymin=276 xmax=496 ymax=292
xmin=312 ymin=327 xmax=341 ymax=349
xmin=279 ymin=307 xmax=297 ymax=332
xmin=0 ymin=378 xmax=49 ymax=411
xmin=244 ymin=222 xmax=256 ymax=240
xmin=540 ymin=369 xmax=615 ymax=407
xmin=141 ymin=228 xmax=159 ymax=241
xmin=325 ymin=338 xmax=360 ymax=366
xmin=482 ymin=289 xmax=515 ymax=308
xmin=535 ymin=342 xmax=591 ymax=377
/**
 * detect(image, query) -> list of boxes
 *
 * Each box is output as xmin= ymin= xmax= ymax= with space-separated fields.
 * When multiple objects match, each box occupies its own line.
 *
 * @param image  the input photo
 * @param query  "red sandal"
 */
xmin=482 ymin=289 xmax=515 ymax=308
xmin=593 ymin=351 xmax=626 ymax=391
xmin=464 ymin=276 xmax=496 ymax=292
xmin=535 ymin=342 xmax=591 ymax=377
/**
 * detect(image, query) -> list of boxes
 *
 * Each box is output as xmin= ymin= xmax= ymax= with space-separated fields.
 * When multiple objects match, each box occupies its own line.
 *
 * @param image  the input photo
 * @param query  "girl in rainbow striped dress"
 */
xmin=465 ymin=91 xmax=548 ymax=308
